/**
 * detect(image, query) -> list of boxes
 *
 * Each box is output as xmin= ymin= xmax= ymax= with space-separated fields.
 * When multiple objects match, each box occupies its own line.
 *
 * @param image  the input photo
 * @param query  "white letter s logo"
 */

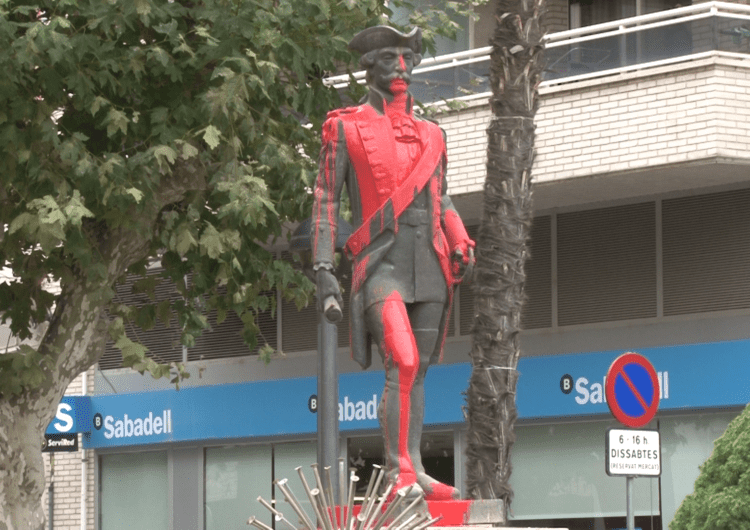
xmin=53 ymin=403 xmax=74 ymax=433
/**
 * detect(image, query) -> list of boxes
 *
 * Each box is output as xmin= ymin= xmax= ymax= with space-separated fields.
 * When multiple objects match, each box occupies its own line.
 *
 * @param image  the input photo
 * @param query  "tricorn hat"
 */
xmin=348 ymin=26 xmax=422 ymax=55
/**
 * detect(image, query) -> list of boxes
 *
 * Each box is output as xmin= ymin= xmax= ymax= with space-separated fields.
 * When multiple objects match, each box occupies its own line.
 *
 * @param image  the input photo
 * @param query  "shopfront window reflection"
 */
xmin=347 ymin=431 xmax=455 ymax=498
xmin=509 ymin=421 xmax=660 ymax=528
xmin=100 ymin=451 xmax=169 ymax=530
xmin=205 ymin=445 xmax=273 ymax=530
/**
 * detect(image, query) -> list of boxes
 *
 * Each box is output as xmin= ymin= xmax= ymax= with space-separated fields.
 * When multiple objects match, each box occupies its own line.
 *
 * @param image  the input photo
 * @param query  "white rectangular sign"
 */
xmin=606 ymin=429 xmax=661 ymax=477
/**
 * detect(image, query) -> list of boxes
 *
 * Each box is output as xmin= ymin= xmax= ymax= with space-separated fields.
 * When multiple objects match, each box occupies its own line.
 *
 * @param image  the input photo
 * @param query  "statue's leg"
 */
xmin=409 ymin=303 xmax=461 ymax=501
xmin=369 ymin=292 xmax=422 ymax=496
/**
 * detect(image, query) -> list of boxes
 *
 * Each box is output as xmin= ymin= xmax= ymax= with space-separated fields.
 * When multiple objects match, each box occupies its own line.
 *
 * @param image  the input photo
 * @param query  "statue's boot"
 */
xmin=379 ymin=295 xmax=423 ymax=501
xmin=409 ymin=329 xmax=461 ymax=501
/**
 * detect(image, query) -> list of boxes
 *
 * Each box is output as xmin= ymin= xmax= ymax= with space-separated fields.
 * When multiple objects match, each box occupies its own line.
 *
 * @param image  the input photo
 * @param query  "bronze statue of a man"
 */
xmin=312 ymin=25 xmax=474 ymax=501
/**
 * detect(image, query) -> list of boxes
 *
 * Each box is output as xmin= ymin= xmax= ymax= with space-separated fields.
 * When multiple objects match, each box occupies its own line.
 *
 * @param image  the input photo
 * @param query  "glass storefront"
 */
xmin=510 ymin=421 xmax=660 ymax=529
xmin=100 ymin=451 xmax=169 ymax=530
xmin=205 ymin=445 xmax=273 ymax=530
xmin=273 ymin=441 xmax=320 ymax=521
xmin=203 ymin=441 xmax=317 ymax=530
xmin=346 ymin=431 xmax=456 ymax=498
xmin=96 ymin=408 xmax=741 ymax=530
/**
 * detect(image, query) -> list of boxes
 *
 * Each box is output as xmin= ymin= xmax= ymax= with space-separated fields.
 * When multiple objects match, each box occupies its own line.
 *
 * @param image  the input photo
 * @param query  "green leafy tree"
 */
xmin=670 ymin=403 xmax=750 ymax=530
xmin=0 ymin=0 xmax=394 ymax=527
xmin=0 ymin=0 xmax=478 ymax=526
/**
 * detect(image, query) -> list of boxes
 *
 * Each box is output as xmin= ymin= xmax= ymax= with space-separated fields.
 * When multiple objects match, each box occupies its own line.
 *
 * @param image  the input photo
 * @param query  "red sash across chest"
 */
xmin=341 ymin=105 xmax=436 ymax=221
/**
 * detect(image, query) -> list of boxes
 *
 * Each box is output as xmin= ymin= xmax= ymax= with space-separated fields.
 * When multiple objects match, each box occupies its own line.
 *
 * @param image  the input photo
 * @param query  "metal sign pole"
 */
xmin=605 ymin=353 xmax=662 ymax=530
xmin=626 ymin=476 xmax=634 ymax=530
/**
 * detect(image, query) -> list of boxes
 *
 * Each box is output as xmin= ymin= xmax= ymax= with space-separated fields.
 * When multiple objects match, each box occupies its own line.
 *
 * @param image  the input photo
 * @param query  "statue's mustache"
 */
xmin=388 ymin=73 xmax=410 ymax=82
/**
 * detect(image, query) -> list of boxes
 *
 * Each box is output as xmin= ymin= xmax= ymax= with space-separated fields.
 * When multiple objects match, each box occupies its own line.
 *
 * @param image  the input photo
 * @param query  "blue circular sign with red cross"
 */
xmin=605 ymin=352 xmax=660 ymax=428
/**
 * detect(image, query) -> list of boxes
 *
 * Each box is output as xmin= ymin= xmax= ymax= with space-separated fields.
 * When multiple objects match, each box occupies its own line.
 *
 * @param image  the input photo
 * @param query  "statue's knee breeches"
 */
xmin=381 ymin=292 xmax=420 ymax=383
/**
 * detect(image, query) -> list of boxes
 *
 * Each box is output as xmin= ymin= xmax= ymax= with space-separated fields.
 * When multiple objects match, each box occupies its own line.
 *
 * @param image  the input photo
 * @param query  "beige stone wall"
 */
xmin=545 ymin=0 xmax=569 ymax=34
xmin=437 ymin=55 xmax=750 ymax=192
xmin=534 ymin=56 xmax=750 ymax=181
xmin=41 ymin=367 xmax=96 ymax=530
xmin=439 ymin=106 xmax=491 ymax=195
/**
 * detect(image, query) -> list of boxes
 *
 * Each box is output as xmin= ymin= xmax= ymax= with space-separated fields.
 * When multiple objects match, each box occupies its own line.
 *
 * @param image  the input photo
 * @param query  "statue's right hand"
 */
xmin=316 ymin=268 xmax=343 ymax=323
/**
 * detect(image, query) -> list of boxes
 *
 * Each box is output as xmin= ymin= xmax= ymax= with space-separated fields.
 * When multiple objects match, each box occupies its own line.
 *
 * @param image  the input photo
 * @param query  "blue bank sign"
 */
xmin=80 ymin=339 xmax=750 ymax=449
xmin=45 ymin=396 xmax=92 ymax=435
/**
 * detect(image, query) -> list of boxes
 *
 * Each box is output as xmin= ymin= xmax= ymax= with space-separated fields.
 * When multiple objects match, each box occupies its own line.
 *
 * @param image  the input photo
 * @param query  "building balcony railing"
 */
xmin=325 ymin=1 xmax=750 ymax=103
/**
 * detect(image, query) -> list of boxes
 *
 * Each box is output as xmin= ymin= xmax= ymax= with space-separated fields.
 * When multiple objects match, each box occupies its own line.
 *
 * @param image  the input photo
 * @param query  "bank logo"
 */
xmin=99 ymin=410 xmax=173 ymax=440
xmin=338 ymin=395 xmax=378 ymax=422
xmin=52 ymin=403 xmax=74 ymax=433
xmin=561 ymin=372 xmax=670 ymax=405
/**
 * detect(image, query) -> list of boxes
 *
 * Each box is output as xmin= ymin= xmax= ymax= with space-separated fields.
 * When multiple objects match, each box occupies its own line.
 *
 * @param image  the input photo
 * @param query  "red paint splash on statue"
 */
xmin=390 ymin=78 xmax=408 ymax=96
xmin=382 ymin=291 xmax=419 ymax=492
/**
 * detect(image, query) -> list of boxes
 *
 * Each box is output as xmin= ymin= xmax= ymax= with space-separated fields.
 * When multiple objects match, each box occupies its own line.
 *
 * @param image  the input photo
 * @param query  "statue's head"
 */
xmin=349 ymin=26 xmax=423 ymax=96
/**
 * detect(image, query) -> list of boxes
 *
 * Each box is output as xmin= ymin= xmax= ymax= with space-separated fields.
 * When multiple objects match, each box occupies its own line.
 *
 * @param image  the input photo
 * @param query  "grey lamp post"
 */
xmin=291 ymin=216 xmax=352 ymax=501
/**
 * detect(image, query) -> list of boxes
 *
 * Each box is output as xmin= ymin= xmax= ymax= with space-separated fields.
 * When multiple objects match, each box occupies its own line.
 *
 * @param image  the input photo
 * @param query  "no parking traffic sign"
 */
xmin=605 ymin=352 xmax=660 ymax=428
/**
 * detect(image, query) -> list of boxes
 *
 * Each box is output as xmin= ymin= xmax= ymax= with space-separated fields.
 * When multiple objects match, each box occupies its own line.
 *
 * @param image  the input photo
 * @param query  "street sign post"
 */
xmin=605 ymin=352 xmax=660 ymax=428
xmin=606 ymin=429 xmax=661 ymax=477
xmin=605 ymin=353 xmax=661 ymax=530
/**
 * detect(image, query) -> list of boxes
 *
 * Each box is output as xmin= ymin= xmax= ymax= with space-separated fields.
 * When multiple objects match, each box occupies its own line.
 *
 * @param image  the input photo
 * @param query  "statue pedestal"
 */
xmin=426 ymin=499 xmax=504 ymax=526
xmin=425 ymin=500 xmax=566 ymax=530
xmin=348 ymin=499 xmax=565 ymax=530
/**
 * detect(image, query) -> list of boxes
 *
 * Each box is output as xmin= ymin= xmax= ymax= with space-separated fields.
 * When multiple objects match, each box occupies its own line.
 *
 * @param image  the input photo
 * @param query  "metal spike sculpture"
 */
xmin=249 ymin=460 xmax=441 ymax=530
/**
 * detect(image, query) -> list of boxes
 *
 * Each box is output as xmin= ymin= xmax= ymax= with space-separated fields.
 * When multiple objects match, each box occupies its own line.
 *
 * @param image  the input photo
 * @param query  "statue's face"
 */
xmin=370 ymin=46 xmax=416 ymax=96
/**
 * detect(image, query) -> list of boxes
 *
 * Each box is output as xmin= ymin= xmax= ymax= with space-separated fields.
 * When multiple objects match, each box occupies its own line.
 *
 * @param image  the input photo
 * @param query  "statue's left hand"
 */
xmin=316 ymin=268 xmax=344 ymax=323
xmin=451 ymin=243 xmax=475 ymax=283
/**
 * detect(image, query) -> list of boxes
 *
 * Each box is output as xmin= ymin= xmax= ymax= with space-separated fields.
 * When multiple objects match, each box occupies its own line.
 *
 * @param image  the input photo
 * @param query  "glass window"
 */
xmin=205 ymin=445 xmax=273 ymax=530
xmin=100 ymin=451 xmax=169 ymax=530
xmin=510 ymin=421 xmax=660 ymax=522
xmin=347 ymin=431 xmax=455 ymax=497
xmin=570 ymin=0 xmax=684 ymax=29
xmin=390 ymin=1 xmax=470 ymax=57
xmin=274 ymin=441 xmax=319 ymax=524
xmin=659 ymin=411 xmax=738 ymax=528
xmin=347 ymin=434 xmax=385 ymax=497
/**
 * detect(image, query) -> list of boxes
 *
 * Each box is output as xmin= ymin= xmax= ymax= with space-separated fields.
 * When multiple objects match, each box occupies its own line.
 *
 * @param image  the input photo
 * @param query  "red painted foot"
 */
xmin=420 ymin=479 xmax=460 ymax=501
xmin=387 ymin=472 xmax=423 ymax=501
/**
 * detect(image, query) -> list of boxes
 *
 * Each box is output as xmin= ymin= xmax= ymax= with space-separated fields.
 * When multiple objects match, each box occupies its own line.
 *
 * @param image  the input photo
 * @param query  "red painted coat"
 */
xmin=312 ymin=92 xmax=472 ymax=368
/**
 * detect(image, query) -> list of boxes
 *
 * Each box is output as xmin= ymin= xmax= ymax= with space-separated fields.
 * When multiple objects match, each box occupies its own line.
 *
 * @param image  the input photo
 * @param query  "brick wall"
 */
xmin=545 ymin=0 xmax=569 ymax=34
xmin=439 ymin=106 xmax=490 ymax=195
xmin=42 ymin=367 xmax=96 ymax=530
xmin=438 ymin=56 xmax=750 ymax=193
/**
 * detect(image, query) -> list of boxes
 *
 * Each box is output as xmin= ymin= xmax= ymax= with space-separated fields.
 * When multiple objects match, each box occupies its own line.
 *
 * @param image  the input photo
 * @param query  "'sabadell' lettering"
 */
xmin=103 ymin=410 xmax=172 ymax=440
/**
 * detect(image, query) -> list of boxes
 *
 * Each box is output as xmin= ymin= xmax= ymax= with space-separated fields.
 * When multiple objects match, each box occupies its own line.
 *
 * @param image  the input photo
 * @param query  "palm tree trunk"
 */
xmin=464 ymin=0 xmax=546 ymax=513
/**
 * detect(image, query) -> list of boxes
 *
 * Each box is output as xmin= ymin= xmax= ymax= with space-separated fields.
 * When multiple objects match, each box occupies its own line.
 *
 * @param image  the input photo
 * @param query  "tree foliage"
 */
xmin=0 ymin=0 xmax=479 ymax=393
xmin=0 ymin=0 xmax=396 ymax=393
xmin=0 ymin=1 xmax=479 ymax=526
xmin=670 ymin=403 xmax=750 ymax=530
